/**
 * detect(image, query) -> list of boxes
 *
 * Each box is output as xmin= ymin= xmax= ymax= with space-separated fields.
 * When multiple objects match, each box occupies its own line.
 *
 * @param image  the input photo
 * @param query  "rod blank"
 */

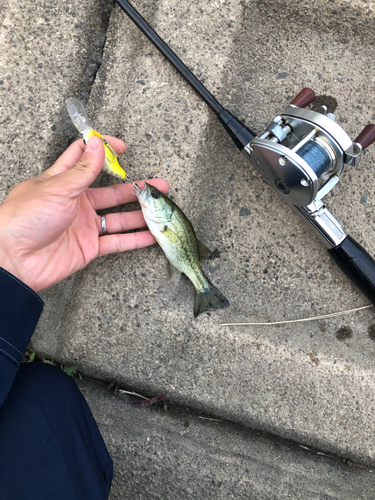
xmin=115 ymin=0 xmax=256 ymax=150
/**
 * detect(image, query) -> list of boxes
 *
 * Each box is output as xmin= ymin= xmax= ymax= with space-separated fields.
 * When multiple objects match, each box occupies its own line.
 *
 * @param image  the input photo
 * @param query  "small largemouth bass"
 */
xmin=133 ymin=181 xmax=229 ymax=317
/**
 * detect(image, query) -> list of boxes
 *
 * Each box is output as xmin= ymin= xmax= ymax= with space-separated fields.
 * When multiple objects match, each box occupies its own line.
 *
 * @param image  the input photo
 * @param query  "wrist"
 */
xmin=0 ymin=251 xmax=36 ymax=293
xmin=0 ymin=260 xmax=23 ymax=286
xmin=0 ymin=217 xmax=38 ymax=292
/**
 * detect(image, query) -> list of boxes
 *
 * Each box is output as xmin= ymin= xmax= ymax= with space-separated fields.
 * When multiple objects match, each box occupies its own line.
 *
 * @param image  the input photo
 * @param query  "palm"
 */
xmin=69 ymin=193 xmax=102 ymax=265
xmin=34 ymin=191 xmax=101 ymax=286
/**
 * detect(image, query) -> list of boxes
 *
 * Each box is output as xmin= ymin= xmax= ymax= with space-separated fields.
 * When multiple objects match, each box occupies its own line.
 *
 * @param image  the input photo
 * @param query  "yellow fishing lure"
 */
xmin=67 ymin=97 xmax=126 ymax=180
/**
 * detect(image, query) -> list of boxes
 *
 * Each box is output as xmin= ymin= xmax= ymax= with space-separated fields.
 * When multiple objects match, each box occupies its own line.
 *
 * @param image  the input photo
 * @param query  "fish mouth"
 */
xmin=129 ymin=177 xmax=148 ymax=197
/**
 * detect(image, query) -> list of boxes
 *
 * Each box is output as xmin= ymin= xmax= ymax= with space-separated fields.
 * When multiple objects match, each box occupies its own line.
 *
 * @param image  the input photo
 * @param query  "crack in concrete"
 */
xmin=76 ymin=0 xmax=116 ymax=104
xmin=82 ymin=374 xmax=374 ymax=474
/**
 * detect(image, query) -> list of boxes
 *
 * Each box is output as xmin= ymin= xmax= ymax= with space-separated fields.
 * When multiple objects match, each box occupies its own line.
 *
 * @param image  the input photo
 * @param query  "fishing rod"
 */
xmin=115 ymin=0 xmax=375 ymax=305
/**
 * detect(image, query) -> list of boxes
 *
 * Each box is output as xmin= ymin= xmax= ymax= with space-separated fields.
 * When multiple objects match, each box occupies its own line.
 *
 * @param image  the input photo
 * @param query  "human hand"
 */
xmin=0 ymin=136 xmax=169 ymax=293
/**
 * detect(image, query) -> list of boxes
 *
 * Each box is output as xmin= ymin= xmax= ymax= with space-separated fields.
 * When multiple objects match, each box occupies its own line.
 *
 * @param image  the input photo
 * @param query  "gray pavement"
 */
xmin=2 ymin=0 xmax=375 ymax=497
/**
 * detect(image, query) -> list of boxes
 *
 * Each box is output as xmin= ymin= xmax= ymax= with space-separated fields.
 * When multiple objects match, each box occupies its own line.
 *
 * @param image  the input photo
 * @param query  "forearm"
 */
xmin=0 ymin=268 xmax=44 ymax=407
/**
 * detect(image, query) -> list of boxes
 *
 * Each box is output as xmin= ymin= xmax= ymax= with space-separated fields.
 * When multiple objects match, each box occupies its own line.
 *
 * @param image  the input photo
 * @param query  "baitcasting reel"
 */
xmin=116 ymin=0 xmax=375 ymax=306
xmin=247 ymin=88 xmax=375 ymax=249
xmin=249 ymin=88 xmax=362 ymax=207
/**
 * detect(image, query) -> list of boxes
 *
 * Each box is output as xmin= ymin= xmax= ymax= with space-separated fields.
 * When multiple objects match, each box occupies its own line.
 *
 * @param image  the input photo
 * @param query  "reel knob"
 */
xmin=354 ymin=124 xmax=375 ymax=150
xmin=290 ymin=87 xmax=316 ymax=108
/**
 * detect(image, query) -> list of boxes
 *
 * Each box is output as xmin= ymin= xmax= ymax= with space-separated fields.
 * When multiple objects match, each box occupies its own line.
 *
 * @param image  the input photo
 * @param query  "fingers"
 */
xmin=88 ymin=178 xmax=170 ymax=210
xmin=98 ymin=210 xmax=147 ymax=235
xmin=98 ymin=230 xmax=157 ymax=257
xmin=52 ymin=136 xmax=106 ymax=197
xmin=97 ymin=204 xmax=162 ymax=256
xmin=41 ymin=136 xmax=127 ymax=178
xmin=95 ymin=179 xmax=170 ymax=256
xmin=43 ymin=136 xmax=108 ymax=199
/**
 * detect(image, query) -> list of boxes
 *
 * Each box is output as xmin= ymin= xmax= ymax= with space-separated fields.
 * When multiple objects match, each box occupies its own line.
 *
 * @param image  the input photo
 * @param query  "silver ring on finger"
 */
xmin=101 ymin=215 xmax=108 ymax=236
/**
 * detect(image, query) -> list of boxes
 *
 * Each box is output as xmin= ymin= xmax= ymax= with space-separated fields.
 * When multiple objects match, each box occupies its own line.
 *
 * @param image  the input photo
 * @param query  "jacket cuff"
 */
xmin=0 ymin=268 xmax=44 ymax=367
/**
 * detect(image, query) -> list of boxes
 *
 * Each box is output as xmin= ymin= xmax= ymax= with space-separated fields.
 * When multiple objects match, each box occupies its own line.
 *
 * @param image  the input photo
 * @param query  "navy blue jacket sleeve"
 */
xmin=0 ymin=267 xmax=44 ymax=407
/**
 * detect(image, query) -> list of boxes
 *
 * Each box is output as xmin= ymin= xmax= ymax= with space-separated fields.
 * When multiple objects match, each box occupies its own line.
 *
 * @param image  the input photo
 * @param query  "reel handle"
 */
xmin=328 ymin=235 xmax=375 ymax=305
xmin=290 ymin=88 xmax=316 ymax=108
xmin=354 ymin=124 xmax=375 ymax=150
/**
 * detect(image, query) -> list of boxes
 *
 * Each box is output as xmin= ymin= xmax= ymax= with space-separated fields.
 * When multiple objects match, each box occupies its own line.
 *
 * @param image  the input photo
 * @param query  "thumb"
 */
xmin=60 ymin=136 xmax=105 ymax=197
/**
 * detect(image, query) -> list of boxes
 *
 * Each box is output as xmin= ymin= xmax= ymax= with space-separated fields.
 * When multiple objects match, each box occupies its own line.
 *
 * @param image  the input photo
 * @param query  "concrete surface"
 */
xmin=79 ymin=378 xmax=375 ymax=500
xmin=2 ymin=0 xmax=375 ymax=496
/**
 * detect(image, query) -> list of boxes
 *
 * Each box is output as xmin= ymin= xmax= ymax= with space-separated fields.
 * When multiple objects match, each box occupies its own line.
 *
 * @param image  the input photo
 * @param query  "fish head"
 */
xmin=132 ymin=181 xmax=171 ymax=221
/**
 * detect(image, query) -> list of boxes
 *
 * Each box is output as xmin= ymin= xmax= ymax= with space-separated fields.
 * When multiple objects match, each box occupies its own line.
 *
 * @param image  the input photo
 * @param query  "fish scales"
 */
xmin=133 ymin=182 xmax=229 ymax=317
xmin=165 ymin=207 xmax=207 ymax=291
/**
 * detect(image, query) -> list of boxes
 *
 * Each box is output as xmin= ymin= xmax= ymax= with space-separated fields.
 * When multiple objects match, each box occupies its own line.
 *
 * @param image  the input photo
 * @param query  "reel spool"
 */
xmin=248 ymin=88 xmax=375 ymax=207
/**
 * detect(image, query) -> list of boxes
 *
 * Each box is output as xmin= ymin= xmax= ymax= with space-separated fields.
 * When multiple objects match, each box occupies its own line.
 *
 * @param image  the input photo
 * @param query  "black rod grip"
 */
xmin=328 ymin=235 xmax=375 ymax=304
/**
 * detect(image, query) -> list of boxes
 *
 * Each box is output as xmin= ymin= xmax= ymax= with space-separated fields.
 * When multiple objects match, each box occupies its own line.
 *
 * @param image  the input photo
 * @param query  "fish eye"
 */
xmin=151 ymin=191 xmax=161 ymax=199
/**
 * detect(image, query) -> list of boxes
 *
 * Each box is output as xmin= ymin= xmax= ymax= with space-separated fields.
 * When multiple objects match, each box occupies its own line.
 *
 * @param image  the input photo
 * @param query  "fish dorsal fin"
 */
xmin=170 ymin=263 xmax=182 ymax=286
xmin=198 ymin=240 xmax=211 ymax=260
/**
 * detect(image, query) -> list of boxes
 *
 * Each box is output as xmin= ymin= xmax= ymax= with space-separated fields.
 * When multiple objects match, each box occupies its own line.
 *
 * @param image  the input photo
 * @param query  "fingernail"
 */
xmin=85 ymin=136 xmax=99 ymax=152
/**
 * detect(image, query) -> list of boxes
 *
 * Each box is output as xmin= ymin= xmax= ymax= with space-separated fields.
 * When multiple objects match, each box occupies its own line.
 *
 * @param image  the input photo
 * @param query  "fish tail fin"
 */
xmin=194 ymin=282 xmax=230 ymax=318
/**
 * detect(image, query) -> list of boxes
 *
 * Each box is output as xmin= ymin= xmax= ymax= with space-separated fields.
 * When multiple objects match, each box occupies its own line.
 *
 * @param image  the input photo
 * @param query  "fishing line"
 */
xmin=220 ymin=304 xmax=373 ymax=326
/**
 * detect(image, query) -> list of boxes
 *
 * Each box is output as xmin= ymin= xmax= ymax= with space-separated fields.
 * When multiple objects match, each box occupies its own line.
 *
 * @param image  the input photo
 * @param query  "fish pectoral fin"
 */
xmin=170 ymin=263 xmax=182 ymax=286
xmin=197 ymin=240 xmax=212 ymax=260
xmin=161 ymin=225 xmax=179 ymax=243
